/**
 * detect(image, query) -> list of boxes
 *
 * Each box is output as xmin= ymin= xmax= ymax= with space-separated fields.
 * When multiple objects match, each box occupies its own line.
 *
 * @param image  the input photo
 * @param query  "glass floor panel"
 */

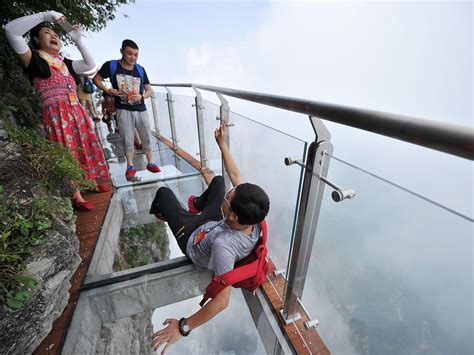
xmin=65 ymin=265 xmax=273 ymax=354
xmin=117 ymin=175 xmax=208 ymax=271
xmin=152 ymin=293 xmax=267 ymax=354
xmin=86 ymin=174 xmax=208 ymax=280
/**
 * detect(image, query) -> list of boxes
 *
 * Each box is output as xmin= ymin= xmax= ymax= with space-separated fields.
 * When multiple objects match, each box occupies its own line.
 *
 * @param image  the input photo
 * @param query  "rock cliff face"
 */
xmin=0 ymin=136 xmax=81 ymax=354
xmin=95 ymin=311 xmax=154 ymax=355
xmin=0 ymin=130 xmax=166 ymax=354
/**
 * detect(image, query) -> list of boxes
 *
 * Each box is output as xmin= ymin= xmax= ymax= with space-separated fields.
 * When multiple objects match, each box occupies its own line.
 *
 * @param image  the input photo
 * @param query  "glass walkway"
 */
xmin=62 ymin=84 xmax=472 ymax=355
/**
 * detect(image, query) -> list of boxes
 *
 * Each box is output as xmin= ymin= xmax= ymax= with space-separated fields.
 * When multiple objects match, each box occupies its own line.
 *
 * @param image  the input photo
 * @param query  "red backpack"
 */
xmin=199 ymin=220 xmax=273 ymax=307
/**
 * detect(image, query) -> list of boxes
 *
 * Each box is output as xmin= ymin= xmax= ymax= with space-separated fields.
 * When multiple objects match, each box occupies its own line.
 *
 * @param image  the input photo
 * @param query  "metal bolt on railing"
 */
xmin=304 ymin=319 xmax=320 ymax=330
xmin=284 ymin=156 xmax=355 ymax=202
xmin=273 ymin=269 xmax=286 ymax=277
xmin=215 ymin=116 xmax=234 ymax=127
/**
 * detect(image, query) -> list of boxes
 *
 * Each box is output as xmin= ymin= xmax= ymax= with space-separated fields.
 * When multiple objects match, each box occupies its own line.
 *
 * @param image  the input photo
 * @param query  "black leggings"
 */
xmin=151 ymin=176 xmax=225 ymax=254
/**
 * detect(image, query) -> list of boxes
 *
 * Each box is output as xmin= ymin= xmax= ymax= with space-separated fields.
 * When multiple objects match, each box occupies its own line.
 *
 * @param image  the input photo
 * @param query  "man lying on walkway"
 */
xmin=149 ymin=123 xmax=270 ymax=353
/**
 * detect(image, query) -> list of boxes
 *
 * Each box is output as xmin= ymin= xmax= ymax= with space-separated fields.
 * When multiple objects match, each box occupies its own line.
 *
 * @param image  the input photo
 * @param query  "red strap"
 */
xmin=221 ymin=259 xmax=259 ymax=284
xmin=260 ymin=220 xmax=267 ymax=244
xmin=212 ymin=275 xmax=227 ymax=286
xmin=199 ymin=295 xmax=209 ymax=307
xmin=199 ymin=219 xmax=268 ymax=307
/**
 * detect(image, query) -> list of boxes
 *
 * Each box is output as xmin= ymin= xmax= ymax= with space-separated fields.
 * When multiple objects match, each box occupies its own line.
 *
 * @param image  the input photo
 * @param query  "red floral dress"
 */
xmin=30 ymin=51 xmax=110 ymax=180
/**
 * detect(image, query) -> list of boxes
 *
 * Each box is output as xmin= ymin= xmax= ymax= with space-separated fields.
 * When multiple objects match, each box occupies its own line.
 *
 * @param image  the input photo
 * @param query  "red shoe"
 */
xmin=187 ymin=195 xmax=200 ymax=215
xmin=71 ymin=198 xmax=95 ymax=212
xmin=125 ymin=166 xmax=137 ymax=181
xmin=146 ymin=163 xmax=161 ymax=173
xmin=93 ymin=184 xmax=111 ymax=193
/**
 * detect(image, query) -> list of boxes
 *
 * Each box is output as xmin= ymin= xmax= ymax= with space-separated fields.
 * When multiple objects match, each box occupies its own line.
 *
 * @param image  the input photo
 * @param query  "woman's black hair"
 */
xmin=29 ymin=22 xmax=56 ymax=50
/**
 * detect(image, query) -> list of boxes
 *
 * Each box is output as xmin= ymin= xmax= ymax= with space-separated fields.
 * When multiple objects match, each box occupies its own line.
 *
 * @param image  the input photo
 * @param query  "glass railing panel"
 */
xmin=301 ymin=157 xmax=473 ymax=355
xmin=92 ymin=118 xmax=198 ymax=188
xmin=150 ymin=91 xmax=172 ymax=139
xmin=172 ymin=94 xmax=200 ymax=159
xmin=107 ymin=145 xmax=199 ymax=188
xmin=201 ymin=99 xmax=223 ymax=175
xmin=94 ymin=109 xmax=170 ymax=157
xmin=228 ymin=111 xmax=307 ymax=273
xmin=86 ymin=174 xmax=207 ymax=279
xmin=143 ymin=97 xmax=156 ymax=132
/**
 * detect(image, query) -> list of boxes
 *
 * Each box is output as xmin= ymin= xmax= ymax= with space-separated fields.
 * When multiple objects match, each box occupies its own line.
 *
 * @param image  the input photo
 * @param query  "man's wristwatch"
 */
xmin=178 ymin=317 xmax=191 ymax=337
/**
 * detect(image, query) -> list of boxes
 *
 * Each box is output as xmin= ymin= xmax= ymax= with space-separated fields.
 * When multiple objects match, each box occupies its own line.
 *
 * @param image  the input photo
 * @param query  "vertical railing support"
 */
xmin=165 ymin=87 xmax=178 ymax=150
xmin=150 ymin=90 xmax=160 ymax=135
xmin=164 ymin=86 xmax=181 ymax=170
xmin=282 ymin=116 xmax=333 ymax=323
xmin=192 ymin=88 xmax=207 ymax=169
xmin=216 ymin=92 xmax=231 ymax=190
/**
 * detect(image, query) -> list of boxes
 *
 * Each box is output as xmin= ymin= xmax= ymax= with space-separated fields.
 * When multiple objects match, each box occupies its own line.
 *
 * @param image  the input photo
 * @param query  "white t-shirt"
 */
xmin=186 ymin=219 xmax=260 ymax=276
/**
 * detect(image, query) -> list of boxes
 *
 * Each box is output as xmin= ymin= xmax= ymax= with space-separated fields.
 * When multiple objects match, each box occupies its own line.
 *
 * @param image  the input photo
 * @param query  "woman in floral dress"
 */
xmin=5 ymin=11 xmax=110 ymax=212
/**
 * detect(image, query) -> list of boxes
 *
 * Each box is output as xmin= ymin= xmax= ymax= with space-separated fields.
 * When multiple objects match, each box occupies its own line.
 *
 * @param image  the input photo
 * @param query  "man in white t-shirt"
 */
xmin=149 ymin=123 xmax=270 ymax=353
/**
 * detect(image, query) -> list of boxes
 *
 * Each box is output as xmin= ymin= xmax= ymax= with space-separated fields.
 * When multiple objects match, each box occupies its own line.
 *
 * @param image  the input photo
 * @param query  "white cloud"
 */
xmin=184 ymin=42 xmax=247 ymax=88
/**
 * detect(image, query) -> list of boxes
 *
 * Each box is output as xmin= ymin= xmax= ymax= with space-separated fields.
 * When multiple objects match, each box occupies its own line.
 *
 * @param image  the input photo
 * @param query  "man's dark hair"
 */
xmin=121 ymin=39 xmax=139 ymax=50
xmin=29 ymin=23 xmax=55 ymax=50
xmin=231 ymin=183 xmax=270 ymax=225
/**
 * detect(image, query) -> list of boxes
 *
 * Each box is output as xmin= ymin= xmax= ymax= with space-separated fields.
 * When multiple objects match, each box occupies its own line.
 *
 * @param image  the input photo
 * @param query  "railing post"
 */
xmin=164 ymin=87 xmax=181 ymax=171
xmin=216 ymin=92 xmax=231 ymax=190
xmin=192 ymin=88 xmax=207 ymax=169
xmin=282 ymin=116 xmax=332 ymax=323
xmin=150 ymin=90 xmax=160 ymax=135
xmin=164 ymin=87 xmax=178 ymax=150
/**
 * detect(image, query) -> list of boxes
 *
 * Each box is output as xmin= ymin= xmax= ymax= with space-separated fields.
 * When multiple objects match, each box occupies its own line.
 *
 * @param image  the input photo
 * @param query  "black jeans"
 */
xmin=151 ymin=176 xmax=225 ymax=254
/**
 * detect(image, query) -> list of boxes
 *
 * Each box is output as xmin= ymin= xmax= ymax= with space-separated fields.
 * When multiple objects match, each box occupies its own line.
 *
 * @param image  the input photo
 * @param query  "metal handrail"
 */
xmin=150 ymin=83 xmax=474 ymax=160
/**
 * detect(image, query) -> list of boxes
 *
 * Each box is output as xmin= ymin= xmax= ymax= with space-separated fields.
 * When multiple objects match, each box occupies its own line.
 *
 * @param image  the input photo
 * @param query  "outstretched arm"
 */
xmin=215 ymin=123 xmax=244 ymax=187
xmin=151 ymin=286 xmax=231 ymax=354
xmin=4 ymin=11 xmax=63 ymax=67
xmin=68 ymin=25 xmax=95 ymax=74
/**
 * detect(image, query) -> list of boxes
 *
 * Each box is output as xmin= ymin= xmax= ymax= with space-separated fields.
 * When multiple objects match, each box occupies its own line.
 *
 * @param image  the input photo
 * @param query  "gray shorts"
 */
xmin=117 ymin=109 xmax=152 ymax=153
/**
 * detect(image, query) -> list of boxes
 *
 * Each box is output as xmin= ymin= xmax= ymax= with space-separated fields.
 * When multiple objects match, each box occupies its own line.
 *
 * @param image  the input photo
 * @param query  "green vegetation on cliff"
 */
xmin=114 ymin=221 xmax=170 ymax=271
xmin=0 ymin=188 xmax=74 ymax=308
xmin=0 ymin=0 xmax=134 ymax=308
